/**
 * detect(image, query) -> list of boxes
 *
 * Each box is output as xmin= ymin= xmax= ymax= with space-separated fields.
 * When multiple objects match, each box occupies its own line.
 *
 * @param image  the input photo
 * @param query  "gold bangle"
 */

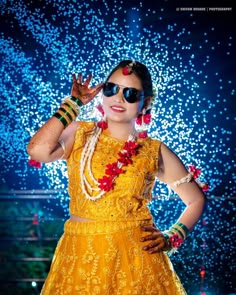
xmin=62 ymin=102 xmax=78 ymax=117
xmin=60 ymin=104 xmax=77 ymax=121
xmin=58 ymin=138 xmax=66 ymax=159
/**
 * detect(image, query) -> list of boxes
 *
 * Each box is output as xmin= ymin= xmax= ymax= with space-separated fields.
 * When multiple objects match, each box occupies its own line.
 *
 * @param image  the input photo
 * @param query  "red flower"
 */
xmin=116 ymin=140 xmax=139 ymax=164
xmin=169 ymin=234 xmax=183 ymax=248
xmin=201 ymin=183 xmax=210 ymax=192
xmin=96 ymin=104 xmax=105 ymax=116
xmin=98 ymin=175 xmax=114 ymax=192
xmin=105 ymin=162 xmax=123 ymax=176
xmin=143 ymin=114 xmax=151 ymax=124
xmin=124 ymin=141 xmax=139 ymax=156
xmin=97 ymin=121 xmax=108 ymax=130
xmin=122 ymin=66 xmax=132 ymax=75
xmin=136 ymin=114 xmax=151 ymax=125
xmin=117 ymin=152 xmax=133 ymax=165
xmin=96 ymin=134 xmax=140 ymax=193
xmin=136 ymin=116 xmax=142 ymax=125
xmin=28 ymin=159 xmax=42 ymax=168
xmin=189 ymin=165 xmax=201 ymax=179
xmin=138 ymin=131 xmax=148 ymax=139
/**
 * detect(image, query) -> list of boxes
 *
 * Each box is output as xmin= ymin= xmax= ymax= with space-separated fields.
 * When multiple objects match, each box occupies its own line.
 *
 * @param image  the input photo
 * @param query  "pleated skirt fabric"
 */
xmin=41 ymin=219 xmax=187 ymax=295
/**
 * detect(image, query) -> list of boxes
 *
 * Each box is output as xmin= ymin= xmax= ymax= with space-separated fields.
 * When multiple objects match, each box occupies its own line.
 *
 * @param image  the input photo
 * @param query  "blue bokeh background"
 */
xmin=0 ymin=0 xmax=235 ymax=294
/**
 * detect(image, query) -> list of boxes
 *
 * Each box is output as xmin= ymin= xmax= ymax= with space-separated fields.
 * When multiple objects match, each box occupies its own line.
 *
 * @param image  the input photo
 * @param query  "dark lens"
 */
xmin=123 ymin=88 xmax=141 ymax=103
xmin=103 ymin=82 xmax=119 ymax=97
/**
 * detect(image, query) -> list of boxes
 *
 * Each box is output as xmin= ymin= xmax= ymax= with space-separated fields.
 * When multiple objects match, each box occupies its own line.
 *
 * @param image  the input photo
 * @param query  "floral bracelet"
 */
xmin=163 ymin=222 xmax=189 ymax=255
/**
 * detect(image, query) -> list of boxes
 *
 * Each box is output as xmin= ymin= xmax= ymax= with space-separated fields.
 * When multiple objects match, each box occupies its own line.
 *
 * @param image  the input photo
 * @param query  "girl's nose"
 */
xmin=114 ymin=89 xmax=125 ymax=103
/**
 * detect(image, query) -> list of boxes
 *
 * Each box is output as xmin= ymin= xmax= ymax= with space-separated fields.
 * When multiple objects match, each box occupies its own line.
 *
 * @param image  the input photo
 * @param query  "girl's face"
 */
xmin=102 ymin=68 xmax=144 ymax=125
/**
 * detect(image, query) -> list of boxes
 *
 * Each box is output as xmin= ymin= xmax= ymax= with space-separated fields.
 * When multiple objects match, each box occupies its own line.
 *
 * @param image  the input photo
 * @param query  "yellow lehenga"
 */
xmin=41 ymin=121 xmax=187 ymax=295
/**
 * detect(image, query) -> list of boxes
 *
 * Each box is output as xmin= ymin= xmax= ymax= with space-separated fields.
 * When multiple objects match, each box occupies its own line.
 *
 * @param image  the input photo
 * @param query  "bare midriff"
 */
xmin=70 ymin=214 xmax=95 ymax=222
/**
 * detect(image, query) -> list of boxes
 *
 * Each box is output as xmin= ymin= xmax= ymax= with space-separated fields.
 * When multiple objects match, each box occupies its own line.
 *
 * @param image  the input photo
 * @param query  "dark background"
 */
xmin=0 ymin=0 xmax=235 ymax=294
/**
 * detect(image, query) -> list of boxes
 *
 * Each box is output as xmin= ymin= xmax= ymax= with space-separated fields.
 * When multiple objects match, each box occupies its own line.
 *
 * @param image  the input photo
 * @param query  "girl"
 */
xmin=27 ymin=60 xmax=206 ymax=294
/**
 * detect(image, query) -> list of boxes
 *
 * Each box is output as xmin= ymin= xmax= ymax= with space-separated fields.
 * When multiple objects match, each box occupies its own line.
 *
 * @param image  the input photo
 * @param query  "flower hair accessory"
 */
xmin=122 ymin=61 xmax=136 ymax=76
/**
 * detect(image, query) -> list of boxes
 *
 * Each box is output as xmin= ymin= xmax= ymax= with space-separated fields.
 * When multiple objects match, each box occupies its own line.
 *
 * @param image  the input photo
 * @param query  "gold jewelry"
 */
xmin=58 ymin=138 xmax=66 ymax=159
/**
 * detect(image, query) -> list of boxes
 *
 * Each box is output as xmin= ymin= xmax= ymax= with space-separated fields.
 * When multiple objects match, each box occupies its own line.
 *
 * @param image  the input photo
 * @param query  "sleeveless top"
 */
xmin=67 ymin=121 xmax=162 ymax=222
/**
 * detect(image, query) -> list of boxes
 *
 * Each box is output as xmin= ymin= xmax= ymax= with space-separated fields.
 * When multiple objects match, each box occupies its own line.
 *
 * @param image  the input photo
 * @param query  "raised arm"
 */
xmin=27 ymin=74 xmax=104 ymax=162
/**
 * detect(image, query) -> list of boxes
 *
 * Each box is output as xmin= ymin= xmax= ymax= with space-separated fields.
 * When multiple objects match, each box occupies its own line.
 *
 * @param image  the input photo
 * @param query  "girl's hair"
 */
xmin=105 ymin=60 xmax=153 ymax=98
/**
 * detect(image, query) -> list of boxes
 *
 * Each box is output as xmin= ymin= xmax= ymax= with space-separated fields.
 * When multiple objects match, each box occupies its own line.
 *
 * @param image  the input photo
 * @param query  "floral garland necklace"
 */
xmin=79 ymin=123 xmax=139 ymax=201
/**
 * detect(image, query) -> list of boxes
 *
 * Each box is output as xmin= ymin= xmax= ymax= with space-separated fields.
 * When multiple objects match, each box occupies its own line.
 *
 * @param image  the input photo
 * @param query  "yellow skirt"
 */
xmin=41 ymin=219 xmax=187 ymax=295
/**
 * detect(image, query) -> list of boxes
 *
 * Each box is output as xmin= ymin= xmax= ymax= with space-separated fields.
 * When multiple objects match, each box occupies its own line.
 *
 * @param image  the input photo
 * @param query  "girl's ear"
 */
xmin=143 ymin=96 xmax=152 ymax=110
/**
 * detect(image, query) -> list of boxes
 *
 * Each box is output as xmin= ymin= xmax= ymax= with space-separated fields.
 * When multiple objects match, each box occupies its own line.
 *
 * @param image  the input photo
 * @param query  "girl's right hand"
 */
xmin=71 ymin=73 xmax=104 ymax=105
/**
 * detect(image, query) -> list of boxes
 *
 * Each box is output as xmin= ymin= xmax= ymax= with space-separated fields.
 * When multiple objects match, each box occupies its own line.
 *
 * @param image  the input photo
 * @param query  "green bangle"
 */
xmin=53 ymin=112 xmax=68 ymax=128
xmin=59 ymin=107 xmax=73 ymax=122
xmin=176 ymin=222 xmax=189 ymax=236
xmin=63 ymin=102 xmax=78 ymax=117
xmin=70 ymin=95 xmax=83 ymax=107
xmin=163 ymin=232 xmax=170 ymax=243
xmin=167 ymin=230 xmax=175 ymax=236
xmin=171 ymin=226 xmax=185 ymax=240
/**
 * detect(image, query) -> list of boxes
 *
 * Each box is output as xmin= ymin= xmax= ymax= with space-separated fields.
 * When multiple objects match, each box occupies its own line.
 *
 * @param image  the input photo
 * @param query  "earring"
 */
xmin=136 ymin=108 xmax=152 ymax=138
xmin=96 ymin=104 xmax=108 ymax=130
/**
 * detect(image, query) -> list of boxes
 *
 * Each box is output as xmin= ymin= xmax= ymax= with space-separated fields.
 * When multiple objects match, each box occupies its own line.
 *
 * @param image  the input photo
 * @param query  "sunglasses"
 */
xmin=103 ymin=82 xmax=144 ymax=103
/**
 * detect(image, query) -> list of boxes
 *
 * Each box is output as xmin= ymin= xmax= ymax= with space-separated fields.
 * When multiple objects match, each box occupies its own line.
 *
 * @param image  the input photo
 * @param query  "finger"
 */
xmin=93 ymin=82 xmax=105 ymax=90
xmin=140 ymin=234 xmax=157 ymax=242
xmin=143 ymin=240 xmax=159 ymax=250
xmin=77 ymin=73 xmax=82 ymax=84
xmin=140 ymin=227 xmax=165 ymax=242
xmin=91 ymin=83 xmax=105 ymax=96
xmin=83 ymin=73 xmax=93 ymax=87
xmin=92 ymin=89 xmax=102 ymax=98
xmin=72 ymin=73 xmax=77 ymax=82
xmin=141 ymin=225 xmax=156 ymax=232
xmin=141 ymin=226 xmax=162 ymax=236
xmin=140 ymin=230 xmax=163 ymax=242
xmin=148 ymin=244 xmax=164 ymax=254
xmin=144 ymin=239 xmax=166 ymax=253
xmin=149 ymin=237 xmax=165 ymax=248
xmin=91 ymin=83 xmax=104 ymax=93
xmin=152 ymin=239 xmax=166 ymax=252
xmin=87 ymin=83 xmax=104 ymax=99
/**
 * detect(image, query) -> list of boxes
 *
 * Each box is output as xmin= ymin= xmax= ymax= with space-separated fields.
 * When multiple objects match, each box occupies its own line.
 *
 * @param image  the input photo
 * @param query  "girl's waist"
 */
xmin=65 ymin=215 xmax=153 ymax=235
xmin=70 ymin=214 xmax=95 ymax=222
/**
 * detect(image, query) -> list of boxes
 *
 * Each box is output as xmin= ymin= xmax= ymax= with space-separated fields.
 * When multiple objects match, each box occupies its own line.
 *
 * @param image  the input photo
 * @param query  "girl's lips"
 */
xmin=110 ymin=105 xmax=126 ymax=112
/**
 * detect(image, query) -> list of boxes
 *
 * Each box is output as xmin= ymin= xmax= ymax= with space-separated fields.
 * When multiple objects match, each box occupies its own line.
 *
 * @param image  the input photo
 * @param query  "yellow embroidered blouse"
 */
xmin=67 ymin=121 xmax=161 ymax=222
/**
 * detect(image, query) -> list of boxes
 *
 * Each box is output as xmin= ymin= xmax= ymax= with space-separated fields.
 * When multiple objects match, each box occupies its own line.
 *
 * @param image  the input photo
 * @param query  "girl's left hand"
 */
xmin=140 ymin=224 xmax=168 ymax=254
